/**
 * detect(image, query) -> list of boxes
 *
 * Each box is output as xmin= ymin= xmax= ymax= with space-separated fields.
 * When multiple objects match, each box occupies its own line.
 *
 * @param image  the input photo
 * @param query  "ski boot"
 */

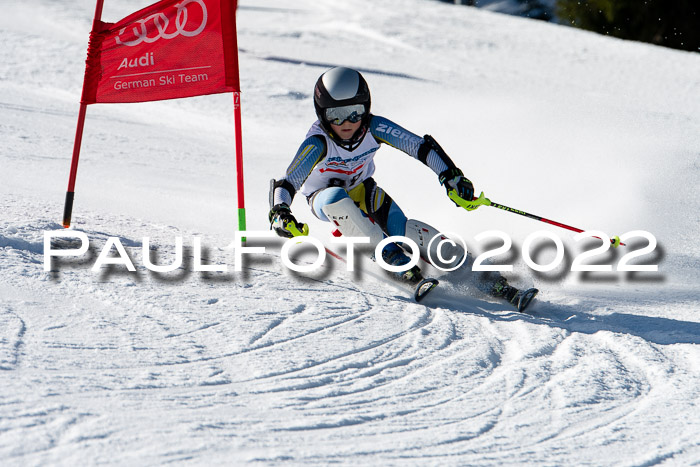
xmin=491 ymin=277 xmax=538 ymax=312
xmin=381 ymin=243 xmax=422 ymax=283
xmin=381 ymin=243 xmax=439 ymax=302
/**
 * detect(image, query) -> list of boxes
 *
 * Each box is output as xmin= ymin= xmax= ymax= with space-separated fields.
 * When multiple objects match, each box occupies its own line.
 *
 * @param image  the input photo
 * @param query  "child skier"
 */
xmin=269 ymin=66 xmax=536 ymax=309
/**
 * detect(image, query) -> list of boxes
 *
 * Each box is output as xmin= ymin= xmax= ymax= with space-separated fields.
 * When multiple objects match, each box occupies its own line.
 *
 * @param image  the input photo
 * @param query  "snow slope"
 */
xmin=1 ymin=0 xmax=699 ymax=464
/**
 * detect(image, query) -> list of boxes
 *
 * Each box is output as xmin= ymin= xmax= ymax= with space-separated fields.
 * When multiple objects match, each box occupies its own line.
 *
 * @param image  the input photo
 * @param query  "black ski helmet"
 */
xmin=314 ymin=67 xmax=371 ymax=149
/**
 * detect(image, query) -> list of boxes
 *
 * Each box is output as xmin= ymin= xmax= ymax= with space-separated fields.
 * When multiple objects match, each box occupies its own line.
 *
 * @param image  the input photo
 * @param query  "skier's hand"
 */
xmin=269 ymin=204 xmax=309 ymax=238
xmin=439 ymin=168 xmax=476 ymax=208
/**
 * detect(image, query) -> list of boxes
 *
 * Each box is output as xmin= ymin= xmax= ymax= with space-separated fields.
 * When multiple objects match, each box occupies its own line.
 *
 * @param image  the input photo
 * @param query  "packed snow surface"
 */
xmin=1 ymin=0 xmax=699 ymax=464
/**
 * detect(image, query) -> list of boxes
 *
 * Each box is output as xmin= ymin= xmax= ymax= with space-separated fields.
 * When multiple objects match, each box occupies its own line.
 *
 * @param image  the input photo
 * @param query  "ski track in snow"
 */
xmin=1 ymin=200 xmax=699 ymax=465
xmin=1 ymin=0 xmax=699 ymax=464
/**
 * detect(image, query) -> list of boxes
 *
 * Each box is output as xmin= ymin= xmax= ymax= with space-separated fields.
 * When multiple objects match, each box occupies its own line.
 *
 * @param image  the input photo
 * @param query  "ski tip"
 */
xmin=414 ymin=278 xmax=439 ymax=302
xmin=517 ymin=288 xmax=539 ymax=312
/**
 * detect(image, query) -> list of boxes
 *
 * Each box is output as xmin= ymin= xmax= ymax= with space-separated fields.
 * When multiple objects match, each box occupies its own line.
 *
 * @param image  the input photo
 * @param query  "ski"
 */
xmin=374 ymin=257 xmax=441 ymax=303
xmin=322 ymin=229 xmax=440 ymax=303
xmin=414 ymin=277 xmax=439 ymax=302
xmin=323 ymin=244 xmax=440 ymax=303
xmin=323 ymin=231 xmax=531 ymax=308
xmin=514 ymin=287 xmax=539 ymax=312
xmin=491 ymin=277 xmax=539 ymax=312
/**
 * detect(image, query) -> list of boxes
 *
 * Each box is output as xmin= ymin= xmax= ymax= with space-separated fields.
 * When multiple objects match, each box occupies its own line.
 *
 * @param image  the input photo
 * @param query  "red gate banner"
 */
xmin=81 ymin=0 xmax=239 ymax=104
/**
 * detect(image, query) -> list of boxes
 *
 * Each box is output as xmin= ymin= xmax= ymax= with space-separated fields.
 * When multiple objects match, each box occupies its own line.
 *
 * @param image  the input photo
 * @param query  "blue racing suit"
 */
xmin=270 ymin=115 xmax=459 ymax=237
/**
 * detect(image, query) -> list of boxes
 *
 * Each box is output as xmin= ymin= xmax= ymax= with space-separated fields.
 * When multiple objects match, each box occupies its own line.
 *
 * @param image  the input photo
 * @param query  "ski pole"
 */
xmin=448 ymin=190 xmax=624 ymax=247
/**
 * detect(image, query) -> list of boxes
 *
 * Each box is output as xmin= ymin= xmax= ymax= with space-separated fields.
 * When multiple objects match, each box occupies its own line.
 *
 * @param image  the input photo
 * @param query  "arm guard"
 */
xmin=417 ymin=134 xmax=459 ymax=176
xmin=269 ymin=178 xmax=296 ymax=209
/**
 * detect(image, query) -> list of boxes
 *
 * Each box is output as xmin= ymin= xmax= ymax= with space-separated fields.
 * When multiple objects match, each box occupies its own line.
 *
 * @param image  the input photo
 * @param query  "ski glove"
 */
xmin=439 ymin=168 xmax=477 ymax=208
xmin=269 ymin=204 xmax=309 ymax=238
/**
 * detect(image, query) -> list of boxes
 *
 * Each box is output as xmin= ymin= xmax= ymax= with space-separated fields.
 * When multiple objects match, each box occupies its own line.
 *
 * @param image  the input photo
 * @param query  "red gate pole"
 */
xmin=234 ymin=91 xmax=246 ymax=234
xmin=63 ymin=0 xmax=105 ymax=228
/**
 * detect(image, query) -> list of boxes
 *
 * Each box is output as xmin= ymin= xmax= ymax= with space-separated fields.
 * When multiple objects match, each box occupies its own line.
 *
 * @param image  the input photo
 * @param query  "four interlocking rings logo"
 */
xmin=115 ymin=0 xmax=208 ymax=47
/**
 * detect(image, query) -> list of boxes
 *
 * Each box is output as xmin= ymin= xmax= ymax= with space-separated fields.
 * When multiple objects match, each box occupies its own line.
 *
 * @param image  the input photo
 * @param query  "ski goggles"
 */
xmin=324 ymin=104 xmax=366 ymax=126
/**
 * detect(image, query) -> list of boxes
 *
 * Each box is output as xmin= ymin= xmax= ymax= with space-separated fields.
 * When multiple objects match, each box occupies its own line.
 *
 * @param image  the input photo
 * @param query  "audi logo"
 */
xmin=115 ymin=0 xmax=208 ymax=47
